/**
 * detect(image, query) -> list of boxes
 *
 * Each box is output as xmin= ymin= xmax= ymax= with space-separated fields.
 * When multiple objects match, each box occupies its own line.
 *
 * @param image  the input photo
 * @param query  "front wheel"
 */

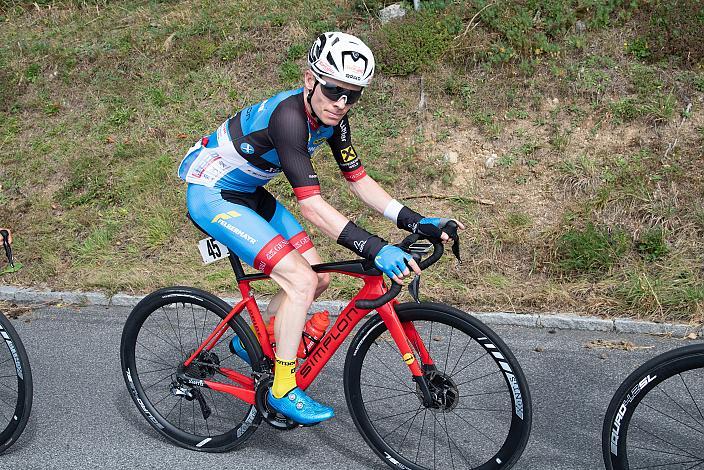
xmin=344 ymin=302 xmax=532 ymax=470
xmin=0 ymin=313 xmax=33 ymax=454
xmin=603 ymin=343 xmax=704 ymax=470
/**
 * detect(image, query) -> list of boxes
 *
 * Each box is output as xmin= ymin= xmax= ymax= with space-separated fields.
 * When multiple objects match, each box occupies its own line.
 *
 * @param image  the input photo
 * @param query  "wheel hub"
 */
xmin=417 ymin=368 xmax=459 ymax=412
xmin=182 ymin=349 xmax=221 ymax=379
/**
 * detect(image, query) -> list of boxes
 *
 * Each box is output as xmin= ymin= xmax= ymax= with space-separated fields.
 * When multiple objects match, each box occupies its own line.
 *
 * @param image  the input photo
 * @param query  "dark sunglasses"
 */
xmin=316 ymin=78 xmax=363 ymax=105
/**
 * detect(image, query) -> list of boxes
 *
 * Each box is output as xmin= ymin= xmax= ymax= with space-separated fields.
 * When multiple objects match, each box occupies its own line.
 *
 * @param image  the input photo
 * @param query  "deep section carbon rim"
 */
xmin=121 ymin=288 xmax=260 ymax=451
xmin=345 ymin=304 xmax=531 ymax=470
xmin=604 ymin=345 xmax=704 ymax=470
xmin=0 ymin=313 xmax=32 ymax=453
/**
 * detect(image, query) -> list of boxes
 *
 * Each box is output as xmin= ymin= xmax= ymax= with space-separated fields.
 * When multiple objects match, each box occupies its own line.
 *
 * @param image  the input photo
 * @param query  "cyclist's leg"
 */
xmin=266 ymin=252 xmax=334 ymax=425
xmin=188 ymin=185 xmax=333 ymax=424
xmin=187 ymin=184 xmax=297 ymax=363
xmin=264 ymin=198 xmax=330 ymax=327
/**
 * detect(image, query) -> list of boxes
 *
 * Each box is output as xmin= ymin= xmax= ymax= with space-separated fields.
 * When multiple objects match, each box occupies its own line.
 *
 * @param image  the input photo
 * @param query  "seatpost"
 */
xmin=227 ymin=252 xmax=246 ymax=280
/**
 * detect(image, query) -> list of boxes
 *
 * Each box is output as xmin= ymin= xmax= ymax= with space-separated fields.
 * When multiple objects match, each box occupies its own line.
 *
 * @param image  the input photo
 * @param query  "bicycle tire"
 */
xmin=0 ymin=312 xmax=33 ymax=454
xmin=344 ymin=302 xmax=532 ymax=470
xmin=120 ymin=286 xmax=264 ymax=452
xmin=603 ymin=343 xmax=704 ymax=470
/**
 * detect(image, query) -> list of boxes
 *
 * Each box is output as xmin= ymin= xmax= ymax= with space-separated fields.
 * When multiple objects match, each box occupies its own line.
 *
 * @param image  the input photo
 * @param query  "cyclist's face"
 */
xmin=304 ymin=70 xmax=361 ymax=126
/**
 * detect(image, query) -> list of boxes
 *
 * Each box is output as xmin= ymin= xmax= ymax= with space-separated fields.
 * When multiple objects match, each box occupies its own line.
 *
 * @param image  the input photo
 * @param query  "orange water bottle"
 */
xmin=297 ymin=311 xmax=330 ymax=358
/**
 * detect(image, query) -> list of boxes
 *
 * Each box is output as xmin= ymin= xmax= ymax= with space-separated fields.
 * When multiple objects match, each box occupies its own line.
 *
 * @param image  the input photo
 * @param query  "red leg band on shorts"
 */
xmin=289 ymin=231 xmax=313 ymax=255
xmin=254 ymin=235 xmax=294 ymax=275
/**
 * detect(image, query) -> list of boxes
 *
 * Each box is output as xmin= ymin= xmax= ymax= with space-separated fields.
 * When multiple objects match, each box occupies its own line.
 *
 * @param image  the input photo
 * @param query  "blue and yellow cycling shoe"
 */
xmin=228 ymin=336 xmax=251 ymax=365
xmin=267 ymin=387 xmax=334 ymax=425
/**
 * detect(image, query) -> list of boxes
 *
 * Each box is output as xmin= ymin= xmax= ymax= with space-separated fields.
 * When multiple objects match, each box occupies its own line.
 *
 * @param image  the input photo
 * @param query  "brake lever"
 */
xmin=441 ymin=221 xmax=461 ymax=262
xmin=0 ymin=230 xmax=13 ymax=268
xmin=407 ymin=252 xmax=422 ymax=303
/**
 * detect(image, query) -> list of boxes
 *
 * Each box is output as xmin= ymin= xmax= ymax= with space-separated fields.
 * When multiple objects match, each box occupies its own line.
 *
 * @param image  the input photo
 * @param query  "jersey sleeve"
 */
xmin=328 ymin=115 xmax=367 ymax=182
xmin=269 ymin=104 xmax=321 ymax=201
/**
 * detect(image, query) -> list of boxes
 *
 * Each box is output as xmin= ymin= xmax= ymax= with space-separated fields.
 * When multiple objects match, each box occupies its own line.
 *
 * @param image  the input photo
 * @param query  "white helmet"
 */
xmin=308 ymin=32 xmax=375 ymax=87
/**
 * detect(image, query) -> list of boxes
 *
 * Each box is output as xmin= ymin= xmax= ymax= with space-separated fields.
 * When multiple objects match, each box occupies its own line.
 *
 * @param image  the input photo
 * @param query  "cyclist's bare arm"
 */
xmin=298 ymin=195 xmax=420 ymax=278
xmin=346 ymin=176 xmax=465 ymax=241
xmin=347 ymin=174 xmax=394 ymax=215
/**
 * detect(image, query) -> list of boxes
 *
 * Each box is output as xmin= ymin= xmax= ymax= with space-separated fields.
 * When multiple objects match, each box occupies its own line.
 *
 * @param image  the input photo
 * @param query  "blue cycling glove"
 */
xmin=415 ymin=217 xmax=453 ymax=240
xmin=374 ymin=245 xmax=413 ymax=279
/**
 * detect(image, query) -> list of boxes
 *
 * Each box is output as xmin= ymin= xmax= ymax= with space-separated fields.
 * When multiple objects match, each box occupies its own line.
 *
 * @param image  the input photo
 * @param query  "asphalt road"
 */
xmin=0 ymin=304 xmax=696 ymax=470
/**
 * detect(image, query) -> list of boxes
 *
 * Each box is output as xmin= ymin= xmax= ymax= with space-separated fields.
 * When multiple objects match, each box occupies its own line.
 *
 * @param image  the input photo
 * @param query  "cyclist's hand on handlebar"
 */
xmin=374 ymin=245 xmax=421 ymax=285
xmin=416 ymin=218 xmax=465 ymax=243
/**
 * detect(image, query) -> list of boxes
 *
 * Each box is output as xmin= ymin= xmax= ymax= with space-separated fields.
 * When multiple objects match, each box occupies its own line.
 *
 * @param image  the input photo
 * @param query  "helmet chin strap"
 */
xmin=306 ymin=82 xmax=323 ymax=126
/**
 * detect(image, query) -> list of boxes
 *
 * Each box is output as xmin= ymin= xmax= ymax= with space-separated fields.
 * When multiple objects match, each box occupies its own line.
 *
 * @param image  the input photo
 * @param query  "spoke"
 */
xmin=639 ymin=400 xmax=704 ymax=438
xmin=372 ymin=407 xmax=426 ymax=423
xmin=415 ymin=408 xmax=428 ymax=464
xmin=449 ymin=408 xmax=501 ymax=448
xmin=381 ymin=404 xmax=424 ymax=440
xmin=460 ymin=389 xmax=507 ymax=398
xmin=443 ymin=326 xmax=453 ymax=375
xmin=632 ymin=459 xmax=704 ymax=469
xmin=142 ymin=372 xmax=174 ymax=392
xmin=453 ymin=406 xmax=507 ymax=413
xmin=139 ymin=323 xmax=183 ymax=357
xmin=360 ymin=382 xmax=414 ymax=395
xmin=448 ymin=336 xmax=474 ymax=377
xmin=151 ymin=388 xmax=175 ymax=408
xmin=135 ymin=355 xmax=174 ymax=370
xmin=0 ymin=380 xmax=18 ymax=393
xmin=433 ymin=410 xmax=474 ymax=468
xmin=366 ymin=345 xmax=415 ymax=392
xmin=680 ymin=372 xmax=704 ymax=429
xmin=163 ymin=398 xmax=181 ymax=421
xmin=653 ymin=378 xmax=704 ymax=434
xmin=135 ymin=340 xmax=180 ymax=370
xmin=443 ymin=410 xmax=456 ymax=470
xmin=139 ymin=366 xmax=177 ymax=375
xmin=455 ymin=369 xmax=502 ymax=388
xmin=363 ymin=390 xmax=416 ymax=404
xmin=398 ymin=404 xmax=424 ymax=453
xmin=631 ymin=422 xmax=701 ymax=460
xmin=449 ymin=350 xmax=491 ymax=379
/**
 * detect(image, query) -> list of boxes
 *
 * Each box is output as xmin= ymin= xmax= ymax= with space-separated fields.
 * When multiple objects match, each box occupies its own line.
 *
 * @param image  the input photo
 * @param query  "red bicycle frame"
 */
xmin=182 ymin=265 xmax=431 ymax=405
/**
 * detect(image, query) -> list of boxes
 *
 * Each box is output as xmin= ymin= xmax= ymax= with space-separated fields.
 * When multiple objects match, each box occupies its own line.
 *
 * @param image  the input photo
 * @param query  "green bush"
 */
xmin=637 ymin=0 xmax=704 ymax=67
xmin=369 ymin=10 xmax=462 ymax=76
xmin=466 ymin=0 xmax=637 ymax=61
xmin=636 ymin=226 xmax=669 ymax=261
xmin=555 ymin=222 xmax=630 ymax=274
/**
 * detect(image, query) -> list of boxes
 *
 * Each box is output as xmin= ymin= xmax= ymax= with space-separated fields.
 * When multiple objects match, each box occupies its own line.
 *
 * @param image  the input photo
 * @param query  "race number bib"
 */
xmin=197 ymin=238 xmax=230 ymax=264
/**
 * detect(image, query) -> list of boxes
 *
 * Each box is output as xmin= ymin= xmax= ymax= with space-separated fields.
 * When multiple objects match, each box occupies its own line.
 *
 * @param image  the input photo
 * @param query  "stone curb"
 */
xmin=0 ymin=286 xmax=700 ymax=336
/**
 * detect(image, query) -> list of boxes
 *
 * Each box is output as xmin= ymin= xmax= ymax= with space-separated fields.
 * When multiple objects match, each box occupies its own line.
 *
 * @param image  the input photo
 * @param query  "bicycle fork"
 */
xmin=377 ymin=302 xmax=435 ymax=407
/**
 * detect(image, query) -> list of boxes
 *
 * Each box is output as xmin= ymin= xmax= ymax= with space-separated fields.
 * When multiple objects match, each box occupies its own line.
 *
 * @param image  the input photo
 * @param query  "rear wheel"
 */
xmin=120 ymin=287 xmax=263 ymax=452
xmin=603 ymin=343 xmax=704 ymax=470
xmin=0 ymin=312 xmax=32 ymax=454
xmin=344 ymin=302 xmax=532 ymax=470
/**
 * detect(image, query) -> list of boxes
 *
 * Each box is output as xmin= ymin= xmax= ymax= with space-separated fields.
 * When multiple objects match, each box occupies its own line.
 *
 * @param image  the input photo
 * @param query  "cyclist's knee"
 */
xmin=271 ymin=257 xmax=318 ymax=304
xmin=316 ymin=273 xmax=330 ymax=292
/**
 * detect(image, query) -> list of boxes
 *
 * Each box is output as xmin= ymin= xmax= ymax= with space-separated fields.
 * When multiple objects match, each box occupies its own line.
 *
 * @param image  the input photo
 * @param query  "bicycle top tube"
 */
xmin=187 ymin=211 xmax=382 ymax=282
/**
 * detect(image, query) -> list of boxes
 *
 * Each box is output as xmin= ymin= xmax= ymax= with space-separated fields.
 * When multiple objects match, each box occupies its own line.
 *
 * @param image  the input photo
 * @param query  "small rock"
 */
xmin=575 ymin=20 xmax=586 ymax=33
xmin=534 ymin=346 xmax=544 ymax=353
xmin=552 ymin=97 xmax=559 ymax=104
xmin=548 ymin=329 xmax=556 ymax=334
xmin=686 ymin=332 xmax=698 ymax=340
xmin=379 ymin=3 xmax=406 ymax=24
xmin=484 ymin=154 xmax=497 ymax=168
xmin=443 ymin=151 xmax=459 ymax=164
xmin=600 ymin=352 xmax=608 ymax=360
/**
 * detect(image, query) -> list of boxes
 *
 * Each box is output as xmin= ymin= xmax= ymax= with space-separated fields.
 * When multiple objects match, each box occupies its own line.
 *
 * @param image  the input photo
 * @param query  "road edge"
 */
xmin=0 ymin=286 xmax=700 ymax=336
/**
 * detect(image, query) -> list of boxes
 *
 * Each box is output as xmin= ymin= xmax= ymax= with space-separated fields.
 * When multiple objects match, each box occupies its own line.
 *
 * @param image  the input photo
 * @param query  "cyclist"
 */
xmin=179 ymin=32 xmax=464 ymax=425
